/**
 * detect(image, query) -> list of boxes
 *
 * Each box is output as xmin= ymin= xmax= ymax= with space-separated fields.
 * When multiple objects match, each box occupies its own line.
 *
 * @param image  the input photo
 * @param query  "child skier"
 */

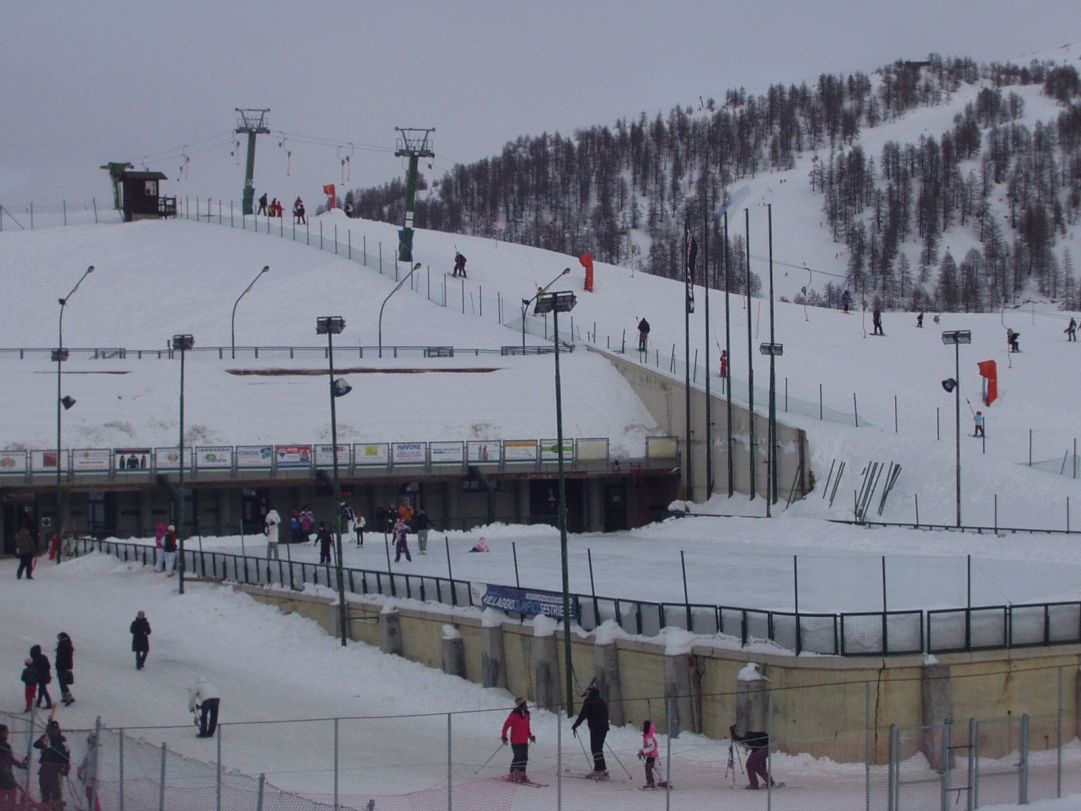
xmin=20 ymin=659 xmax=37 ymax=713
xmin=392 ymin=518 xmax=412 ymax=562
xmin=636 ymin=720 xmax=667 ymax=789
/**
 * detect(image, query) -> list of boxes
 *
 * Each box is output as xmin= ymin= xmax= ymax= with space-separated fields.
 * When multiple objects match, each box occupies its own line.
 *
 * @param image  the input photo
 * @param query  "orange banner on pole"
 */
xmin=578 ymin=252 xmax=594 ymax=292
xmin=322 ymin=183 xmax=336 ymax=211
xmin=977 ymin=359 xmax=997 ymax=406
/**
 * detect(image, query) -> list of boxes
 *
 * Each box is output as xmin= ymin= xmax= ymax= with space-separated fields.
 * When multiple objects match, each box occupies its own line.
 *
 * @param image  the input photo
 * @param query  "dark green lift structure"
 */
xmin=236 ymin=108 xmax=270 ymax=216
xmin=394 ymin=127 xmax=435 ymax=262
xmin=100 ymin=162 xmax=133 ymax=210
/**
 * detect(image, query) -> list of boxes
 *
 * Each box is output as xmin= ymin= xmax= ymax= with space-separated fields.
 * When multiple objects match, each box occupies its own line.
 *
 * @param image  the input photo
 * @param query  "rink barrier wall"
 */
xmin=231 ymin=580 xmax=1081 ymax=765
xmin=74 ymin=538 xmax=1081 ymax=659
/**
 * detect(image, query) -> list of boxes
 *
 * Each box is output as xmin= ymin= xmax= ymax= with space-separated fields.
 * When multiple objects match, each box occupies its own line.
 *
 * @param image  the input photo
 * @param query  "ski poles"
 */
xmin=574 ymin=730 xmax=592 ymax=768
xmin=605 ymin=741 xmax=634 ymax=779
xmin=473 ymin=742 xmax=506 ymax=775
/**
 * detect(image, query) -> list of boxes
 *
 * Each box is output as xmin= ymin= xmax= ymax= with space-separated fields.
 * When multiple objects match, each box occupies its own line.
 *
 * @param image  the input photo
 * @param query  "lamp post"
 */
xmin=534 ymin=289 xmax=577 ymax=716
xmin=317 ymin=316 xmax=351 ymax=646
xmin=941 ymin=330 xmax=972 ymax=528
xmin=231 ymin=265 xmax=270 ymax=359
xmin=759 ymin=342 xmax=784 ymax=516
xmin=378 ymin=263 xmax=422 ymax=358
xmin=55 ymin=265 xmax=95 ymax=562
xmin=171 ymin=334 xmax=194 ymax=594
xmin=522 ymin=267 xmax=571 ymax=351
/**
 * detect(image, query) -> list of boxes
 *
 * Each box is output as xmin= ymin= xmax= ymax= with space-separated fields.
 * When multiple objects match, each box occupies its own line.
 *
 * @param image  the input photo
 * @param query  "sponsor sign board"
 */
xmin=480 ymin=584 xmax=574 ymax=619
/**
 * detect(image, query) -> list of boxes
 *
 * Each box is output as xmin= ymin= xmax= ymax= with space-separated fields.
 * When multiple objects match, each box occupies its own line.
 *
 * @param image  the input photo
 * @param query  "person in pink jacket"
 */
xmin=637 ymin=720 xmax=667 ymax=789
xmin=500 ymin=697 xmax=535 ymax=782
xmin=153 ymin=522 xmax=166 ymax=572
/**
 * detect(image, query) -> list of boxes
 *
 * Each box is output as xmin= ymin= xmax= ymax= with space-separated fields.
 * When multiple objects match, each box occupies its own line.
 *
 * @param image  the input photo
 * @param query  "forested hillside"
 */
xmin=345 ymin=53 xmax=1081 ymax=312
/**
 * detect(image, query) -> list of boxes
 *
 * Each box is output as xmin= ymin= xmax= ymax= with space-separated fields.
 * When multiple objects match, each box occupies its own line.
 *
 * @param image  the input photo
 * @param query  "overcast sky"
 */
xmin=2 ymin=1 xmax=1078 ymax=210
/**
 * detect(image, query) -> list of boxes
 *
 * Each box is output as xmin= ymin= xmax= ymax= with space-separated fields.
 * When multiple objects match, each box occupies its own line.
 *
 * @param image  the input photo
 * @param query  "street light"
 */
xmin=316 ymin=316 xmax=350 ymax=646
xmin=171 ymin=334 xmax=194 ymax=594
xmin=378 ymin=263 xmax=422 ymax=358
xmin=55 ymin=264 xmax=95 ymax=563
xmin=533 ymin=288 xmax=577 ymax=716
xmin=522 ymin=267 xmax=571 ymax=351
xmin=231 ymin=265 xmax=270 ymax=359
xmin=759 ymin=342 xmax=784 ymax=517
xmin=941 ymin=330 xmax=972 ymax=528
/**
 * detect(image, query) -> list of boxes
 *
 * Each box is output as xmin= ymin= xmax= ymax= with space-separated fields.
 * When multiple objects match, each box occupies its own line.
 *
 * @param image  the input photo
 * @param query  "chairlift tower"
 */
xmin=235 ymin=108 xmax=270 ymax=215
xmin=394 ymin=127 xmax=435 ymax=261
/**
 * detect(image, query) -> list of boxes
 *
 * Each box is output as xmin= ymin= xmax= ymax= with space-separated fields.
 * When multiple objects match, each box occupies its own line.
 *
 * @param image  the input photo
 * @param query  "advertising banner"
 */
xmin=480 ymin=584 xmax=575 ymax=620
xmin=503 ymin=440 xmax=537 ymax=462
xmin=114 ymin=448 xmax=151 ymax=472
xmin=154 ymin=447 xmax=193 ymax=471
xmin=540 ymin=439 xmax=575 ymax=462
xmin=575 ymin=438 xmax=609 ymax=461
xmin=236 ymin=445 xmax=273 ymax=468
xmin=195 ymin=446 xmax=233 ymax=469
xmin=467 ymin=440 xmax=501 ymax=463
xmin=391 ymin=442 xmax=426 ymax=465
xmin=71 ymin=449 xmax=110 ymax=472
xmin=354 ymin=443 xmax=389 ymax=466
xmin=0 ymin=451 xmax=27 ymax=474
xmin=429 ymin=441 xmax=464 ymax=465
xmin=314 ymin=444 xmax=351 ymax=467
xmin=274 ymin=444 xmax=312 ymax=467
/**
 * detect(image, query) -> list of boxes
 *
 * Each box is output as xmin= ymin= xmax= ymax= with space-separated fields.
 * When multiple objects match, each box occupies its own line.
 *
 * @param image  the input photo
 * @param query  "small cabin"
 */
xmin=119 ymin=170 xmax=176 ymax=222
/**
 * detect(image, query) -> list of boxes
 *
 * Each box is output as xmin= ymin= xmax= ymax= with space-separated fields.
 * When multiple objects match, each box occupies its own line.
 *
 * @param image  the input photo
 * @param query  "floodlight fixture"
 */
xmin=941 ymin=330 xmax=972 ymax=345
xmin=759 ymin=342 xmax=784 ymax=356
xmin=331 ymin=378 xmax=352 ymax=398
xmin=316 ymin=316 xmax=346 ymax=335
xmin=171 ymin=334 xmax=195 ymax=351
xmin=533 ymin=290 xmax=577 ymax=316
xmin=60 ymin=395 xmax=76 ymax=411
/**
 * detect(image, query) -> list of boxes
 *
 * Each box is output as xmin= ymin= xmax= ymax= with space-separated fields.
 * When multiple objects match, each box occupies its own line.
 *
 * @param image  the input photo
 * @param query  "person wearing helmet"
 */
xmin=500 ymin=697 xmax=535 ymax=782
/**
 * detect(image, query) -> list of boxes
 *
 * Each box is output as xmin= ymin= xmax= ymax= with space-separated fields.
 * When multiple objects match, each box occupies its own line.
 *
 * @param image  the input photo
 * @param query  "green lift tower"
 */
xmin=394 ymin=127 xmax=435 ymax=262
xmin=236 ymin=108 xmax=270 ymax=216
xmin=100 ymin=162 xmax=133 ymax=209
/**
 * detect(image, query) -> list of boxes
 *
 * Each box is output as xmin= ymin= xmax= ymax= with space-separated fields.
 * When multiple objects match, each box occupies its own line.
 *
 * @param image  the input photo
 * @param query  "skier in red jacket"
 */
xmin=500 ymin=697 xmax=536 ymax=782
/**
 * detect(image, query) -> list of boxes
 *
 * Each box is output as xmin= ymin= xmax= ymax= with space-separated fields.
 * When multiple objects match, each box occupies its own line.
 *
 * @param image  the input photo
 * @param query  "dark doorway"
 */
xmin=241 ymin=489 xmax=268 ymax=535
xmin=603 ymin=482 xmax=628 ymax=532
xmin=529 ymin=478 xmax=585 ymax=533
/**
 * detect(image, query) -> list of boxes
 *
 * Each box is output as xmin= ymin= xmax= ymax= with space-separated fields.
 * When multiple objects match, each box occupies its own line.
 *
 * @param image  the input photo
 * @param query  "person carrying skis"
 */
xmin=637 ymin=318 xmax=651 ymax=351
xmin=636 ymin=720 xmax=667 ymax=789
xmin=730 ymin=724 xmax=771 ymax=790
xmin=973 ymin=410 xmax=985 ymax=438
xmin=501 ymin=697 xmax=536 ymax=783
xmin=189 ymin=679 xmax=221 ymax=738
xmin=452 ymin=252 xmax=467 ymax=278
xmin=0 ymin=723 xmax=29 ymax=806
xmin=33 ymin=720 xmax=70 ymax=809
xmin=571 ymin=686 xmax=610 ymax=779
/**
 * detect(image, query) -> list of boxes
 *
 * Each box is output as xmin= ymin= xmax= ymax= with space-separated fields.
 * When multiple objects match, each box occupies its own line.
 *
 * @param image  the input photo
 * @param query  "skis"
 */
xmin=640 ymin=782 xmax=672 ymax=790
xmin=563 ymin=768 xmax=625 ymax=783
xmin=500 ymin=775 xmax=547 ymax=788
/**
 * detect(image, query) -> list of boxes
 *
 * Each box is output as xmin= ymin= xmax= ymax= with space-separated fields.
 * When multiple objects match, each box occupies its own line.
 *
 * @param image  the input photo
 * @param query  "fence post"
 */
xmin=63 ymin=199 xmax=67 ymax=226
xmin=994 ymin=494 xmax=998 ymax=534
xmin=936 ymin=407 xmax=940 ymax=441
xmin=665 ymin=694 xmax=673 ymax=811
xmin=93 ymin=197 xmax=98 ymax=223
xmin=118 ymin=727 xmax=125 ymax=811
xmin=894 ymin=394 xmax=898 ymax=433
xmin=853 ymin=392 xmax=859 ymax=427
xmin=557 ymin=705 xmax=563 ymax=810
xmin=334 ymin=717 xmax=340 ymax=811
xmin=1019 ymin=714 xmax=1029 ymax=804
xmin=888 ymin=724 xmax=898 ymax=811
xmin=865 ymin=682 xmax=872 ymax=811
xmin=1029 ymin=429 xmax=1032 ymax=466
xmin=256 ymin=774 xmax=265 ymax=811
xmin=447 ymin=713 xmax=453 ymax=811
xmin=914 ymin=494 xmax=920 ymax=526
xmin=820 ymin=383 xmax=823 ymax=420
xmin=967 ymin=717 xmax=976 ymax=811
xmin=216 ymin=726 xmax=222 ymax=811
xmin=940 ymin=719 xmax=951 ymax=811
xmin=158 ymin=742 xmax=167 ymax=811
xmin=1057 ymin=666 xmax=1063 ymax=798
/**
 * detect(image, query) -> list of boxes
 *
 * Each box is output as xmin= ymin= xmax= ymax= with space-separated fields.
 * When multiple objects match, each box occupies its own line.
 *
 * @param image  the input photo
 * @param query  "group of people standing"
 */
xmin=256 ymin=193 xmax=305 ymax=223
xmin=21 ymin=637 xmax=75 ymax=712
xmin=152 ymin=522 xmax=179 ymax=575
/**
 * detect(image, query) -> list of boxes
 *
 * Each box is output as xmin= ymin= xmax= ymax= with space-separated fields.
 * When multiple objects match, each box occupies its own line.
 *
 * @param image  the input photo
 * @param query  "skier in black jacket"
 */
xmin=730 ymin=724 xmax=771 ymax=789
xmin=29 ymin=646 xmax=52 ymax=709
xmin=571 ymin=686 xmax=610 ymax=778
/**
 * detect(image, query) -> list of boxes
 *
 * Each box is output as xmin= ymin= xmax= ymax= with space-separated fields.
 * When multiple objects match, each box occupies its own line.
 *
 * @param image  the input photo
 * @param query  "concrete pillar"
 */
xmin=664 ymin=653 xmax=696 ymax=736
xmin=1075 ymin=667 xmax=1081 ymax=740
xmin=442 ymin=626 xmax=465 ymax=678
xmin=481 ymin=623 xmax=508 ymax=689
xmin=446 ymin=481 xmax=460 ymax=530
xmin=921 ymin=662 xmax=952 ymax=770
xmin=379 ymin=608 xmax=403 ymax=656
xmin=217 ymin=489 xmax=232 ymax=535
xmin=516 ymin=480 xmax=529 ymax=523
xmin=736 ymin=662 xmax=769 ymax=734
xmin=594 ymin=642 xmax=623 ymax=726
xmin=326 ymin=600 xmax=342 ymax=640
xmin=587 ymin=479 xmax=603 ymax=532
xmin=533 ymin=633 xmax=560 ymax=712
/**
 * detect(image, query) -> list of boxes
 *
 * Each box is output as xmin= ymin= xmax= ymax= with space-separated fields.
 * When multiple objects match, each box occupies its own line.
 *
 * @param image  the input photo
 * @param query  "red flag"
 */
xmin=977 ymin=360 xmax=997 ymax=406
xmin=579 ymin=252 xmax=594 ymax=292
xmin=322 ymin=183 xmax=336 ymax=210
